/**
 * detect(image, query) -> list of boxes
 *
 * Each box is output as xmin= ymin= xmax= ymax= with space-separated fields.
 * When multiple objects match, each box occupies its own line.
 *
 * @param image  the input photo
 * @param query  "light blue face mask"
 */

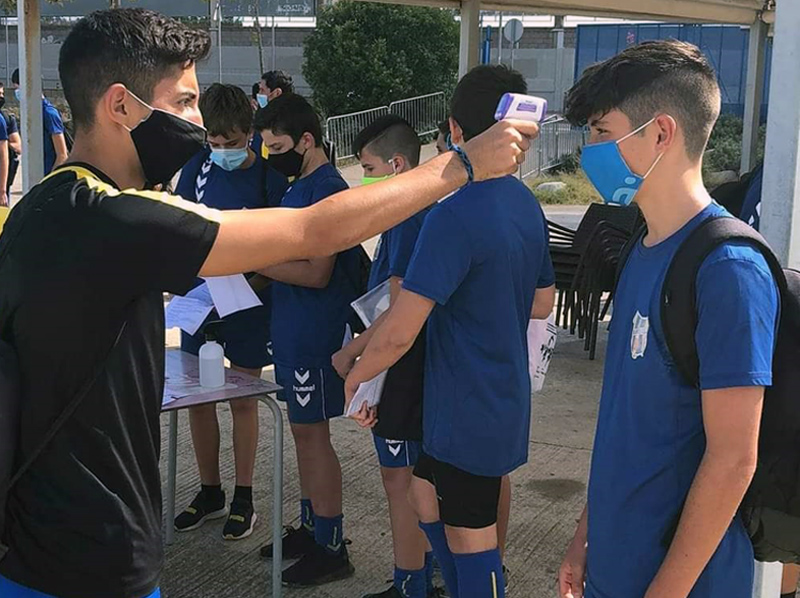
xmin=14 ymin=88 xmax=20 ymax=102
xmin=256 ymin=94 xmax=269 ymax=109
xmin=581 ymin=118 xmax=664 ymax=206
xmin=210 ymin=147 xmax=250 ymax=171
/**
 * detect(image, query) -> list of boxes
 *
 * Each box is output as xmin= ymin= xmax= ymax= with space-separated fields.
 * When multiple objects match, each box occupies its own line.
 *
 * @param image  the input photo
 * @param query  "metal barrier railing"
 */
xmin=325 ymin=92 xmax=447 ymax=162
xmin=519 ymin=118 xmax=588 ymax=180
xmin=389 ymin=92 xmax=447 ymax=138
xmin=325 ymin=106 xmax=390 ymax=161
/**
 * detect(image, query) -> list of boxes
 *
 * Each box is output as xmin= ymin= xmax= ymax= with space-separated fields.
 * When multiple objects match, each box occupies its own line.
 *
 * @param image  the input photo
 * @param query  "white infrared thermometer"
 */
xmin=494 ymin=93 xmax=548 ymax=123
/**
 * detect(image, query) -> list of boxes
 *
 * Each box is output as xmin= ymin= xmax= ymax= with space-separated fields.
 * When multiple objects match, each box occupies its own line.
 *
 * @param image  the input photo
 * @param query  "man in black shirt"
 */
xmin=0 ymin=8 xmax=536 ymax=598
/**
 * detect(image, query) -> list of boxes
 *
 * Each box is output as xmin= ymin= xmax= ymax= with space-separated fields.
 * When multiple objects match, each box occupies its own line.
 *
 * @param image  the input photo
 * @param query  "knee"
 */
xmin=291 ymin=421 xmax=329 ymax=452
xmin=230 ymin=397 xmax=258 ymax=417
xmin=381 ymin=467 xmax=412 ymax=500
xmin=408 ymin=479 xmax=439 ymax=524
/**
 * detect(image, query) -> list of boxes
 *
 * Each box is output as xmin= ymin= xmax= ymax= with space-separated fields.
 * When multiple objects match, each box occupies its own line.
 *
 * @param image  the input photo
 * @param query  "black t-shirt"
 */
xmin=0 ymin=164 xmax=220 ymax=598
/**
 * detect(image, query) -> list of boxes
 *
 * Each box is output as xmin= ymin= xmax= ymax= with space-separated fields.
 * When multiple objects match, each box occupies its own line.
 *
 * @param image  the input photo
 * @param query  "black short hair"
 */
xmin=200 ymin=83 xmax=253 ymax=138
xmin=437 ymin=119 xmax=450 ymax=136
xmin=252 ymin=82 xmax=260 ymax=100
xmin=450 ymin=65 xmax=527 ymax=142
xmin=10 ymin=69 xmax=18 ymax=86
xmin=353 ymin=115 xmax=421 ymax=168
xmin=261 ymin=70 xmax=294 ymax=95
xmin=565 ymin=40 xmax=721 ymax=160
xmin=253 ymin=93 xmax=322 ymax=147
xmin=59 ymin=8 xmax=211 ymax=130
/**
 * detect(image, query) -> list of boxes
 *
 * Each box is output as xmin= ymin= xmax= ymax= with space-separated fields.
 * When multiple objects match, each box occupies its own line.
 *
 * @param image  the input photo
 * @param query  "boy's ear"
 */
xmin=392 ymin=154 xmax=408 ymax=173
xmin=449 ymin=117 xmax=465 ymax=146
xmin=654 ymin=114 xmax=678 ymax=153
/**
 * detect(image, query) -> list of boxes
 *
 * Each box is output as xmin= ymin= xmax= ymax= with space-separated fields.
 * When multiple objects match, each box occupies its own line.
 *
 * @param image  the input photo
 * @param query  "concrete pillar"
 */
xmin=18 ymin=0 xmax=43 ymax=194
xmin=760 ymin=0 xmax=800 ymax=270
xmin=741 ymin=17 xmax=767 ymax=175
xmin=459 ymin=0 xmax=480 ymax=79
xmin=554 ymin=15 xmax=566 ymax=113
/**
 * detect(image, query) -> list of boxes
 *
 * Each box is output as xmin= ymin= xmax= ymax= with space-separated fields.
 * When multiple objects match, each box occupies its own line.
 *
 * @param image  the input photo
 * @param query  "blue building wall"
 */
xmin=575 ymin=24 xmax=771 ymax=122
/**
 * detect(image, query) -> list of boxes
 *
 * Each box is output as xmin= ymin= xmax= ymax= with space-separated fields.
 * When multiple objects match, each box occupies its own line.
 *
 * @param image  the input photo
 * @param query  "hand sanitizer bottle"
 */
xmin=199 ymin=321 xmax=225 ymax=389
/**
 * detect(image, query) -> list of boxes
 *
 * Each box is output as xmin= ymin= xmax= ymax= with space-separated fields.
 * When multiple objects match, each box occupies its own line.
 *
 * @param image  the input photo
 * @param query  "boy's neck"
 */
xmin=637 ymin=163 xmax=712 ymax=247
xmin=299 ymin=146 xmax=329 ymax=179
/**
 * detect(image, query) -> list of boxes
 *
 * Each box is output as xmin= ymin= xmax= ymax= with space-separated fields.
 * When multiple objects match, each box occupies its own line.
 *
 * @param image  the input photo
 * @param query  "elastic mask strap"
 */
xmin=643 ymin=151 xmax=665 ymax=179
xmin=617 ymin=117 xmax=656 ymax=145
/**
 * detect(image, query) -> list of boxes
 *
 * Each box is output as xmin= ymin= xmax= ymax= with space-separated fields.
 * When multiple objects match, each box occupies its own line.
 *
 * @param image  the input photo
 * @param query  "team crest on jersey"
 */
xmin=630 ymin=311 xmax=649 ymax=360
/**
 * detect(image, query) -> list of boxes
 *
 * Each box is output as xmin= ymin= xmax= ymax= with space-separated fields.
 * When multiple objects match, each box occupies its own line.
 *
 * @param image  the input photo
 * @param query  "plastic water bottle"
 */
xmin=199 ymin=321 xmax=225 ymax=389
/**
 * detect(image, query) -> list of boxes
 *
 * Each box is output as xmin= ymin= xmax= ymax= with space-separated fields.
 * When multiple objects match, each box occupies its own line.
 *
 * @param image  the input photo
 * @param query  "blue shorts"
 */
xmin=0 ymin=576 xmax=161 ymax=598
xmin=373 ymin=432 xmax=422 ymax=468
xmin=274 ymin=365 xmax=345 ymax=424
xmin=181 ymin=304 xmax=272 ymax=370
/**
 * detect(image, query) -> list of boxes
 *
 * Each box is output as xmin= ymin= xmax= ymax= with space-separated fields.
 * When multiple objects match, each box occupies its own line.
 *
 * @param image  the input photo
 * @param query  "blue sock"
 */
xmin=314 ymin=513 xmax=344 ymax=555
xmin=453 ymin=549 xmax=504 ymax=598
xmin=425 ymin=551 xmax=435 ymax=594
xmin=300 ymin=498 xmax=314 ymax=534
xmin=394 ymin=565 xmax=427 ymax=598
xmin=419 ymin=521 xmax=458 ymax=598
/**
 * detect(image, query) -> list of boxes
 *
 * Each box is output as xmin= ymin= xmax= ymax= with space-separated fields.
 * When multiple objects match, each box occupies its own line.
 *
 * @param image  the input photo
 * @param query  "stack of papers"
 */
xmin=345 ymin=371 xmax=387 ymax=417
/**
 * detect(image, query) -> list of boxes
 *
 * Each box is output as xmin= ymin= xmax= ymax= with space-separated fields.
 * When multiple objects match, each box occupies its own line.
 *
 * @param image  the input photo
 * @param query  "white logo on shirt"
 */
xmin=631 ymin=311 xmax=649 ymax=360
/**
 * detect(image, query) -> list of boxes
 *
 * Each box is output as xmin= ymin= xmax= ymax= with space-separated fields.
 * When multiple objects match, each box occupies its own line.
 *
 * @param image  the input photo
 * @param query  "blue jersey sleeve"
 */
xmin=0 ymin=115 xmax=8 ymax=142
xmin=264 ymin=164 xmax=289 ymax=207
xmin=403 ymin=204 xmax=472 ymax=305
xmin=695 ymin=242 xmax=779 ymax=390
xmin=175 ymin=151 xmax=207 ymax=202
xmin=538 ymin=221 xmax=555 ymax=288
xmin=44 ymin=106 xmax=65 ymax=136
xmin=310 ymin=174 xmax=348 ymax=205
xmin=386 ymin=218 xmax=422 ymax=280
xmin=5 ymin=113 xmax=18 ymax=136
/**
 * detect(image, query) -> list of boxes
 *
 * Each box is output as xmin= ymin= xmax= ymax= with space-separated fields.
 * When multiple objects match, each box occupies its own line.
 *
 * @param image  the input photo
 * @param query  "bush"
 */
xmin=303 ymin=1 xmax=458 ymax=117
xmin=527 ymin=171 xmax=601 ymax=205
xmin=703 ymin=113 xmax=766 ymax=174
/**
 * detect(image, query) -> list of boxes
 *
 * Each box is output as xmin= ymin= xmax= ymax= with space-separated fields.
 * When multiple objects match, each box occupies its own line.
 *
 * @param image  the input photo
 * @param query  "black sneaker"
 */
xmin=222 ymin=498 xmax=257 ymax=540
xmin=281 ymin=542 xmax=355 ymax=587
xmin=259 ymin=525 xmax=316 ymax=560
xmin=362 ymin=585 xmax=402 ymax=598
xmin=174 ymin=490 xmax=228 ymax=532
xmin=503 ymin=565 xmax=510 ymax=593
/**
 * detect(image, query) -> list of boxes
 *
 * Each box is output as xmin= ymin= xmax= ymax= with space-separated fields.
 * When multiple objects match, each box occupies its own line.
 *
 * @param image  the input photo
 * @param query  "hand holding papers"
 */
xmin=165 ymin=275 xmax=263 ymax=335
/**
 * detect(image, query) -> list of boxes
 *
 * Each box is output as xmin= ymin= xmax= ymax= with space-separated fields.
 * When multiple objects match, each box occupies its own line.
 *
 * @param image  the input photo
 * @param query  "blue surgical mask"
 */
xmin=14 ymin=88 xmax=20 ymax=102
xmin=256 ymin=94 xmax=269 ymax=109
xmin=581 ymin=118 xmax=664 ymax=206
xmin=210 ymin=147 xmax=250 ymax=171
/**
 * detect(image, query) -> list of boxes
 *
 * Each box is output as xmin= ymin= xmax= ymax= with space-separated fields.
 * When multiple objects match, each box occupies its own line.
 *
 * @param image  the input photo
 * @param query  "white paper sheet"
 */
xmin=345 ymin=371 xmax=387 ymax=417
xmin=351 ymin=280 xmax=391 ymax=328
xmin=165 ymin=285 xmax=215 ymax=336
xmin=204 ymin=274 xmax=262 ymax=318
xmin=528 ymin=314 xmax=558 ymax=393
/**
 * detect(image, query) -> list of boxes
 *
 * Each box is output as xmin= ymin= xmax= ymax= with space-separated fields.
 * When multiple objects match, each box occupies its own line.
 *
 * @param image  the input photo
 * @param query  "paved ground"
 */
xmin=160 ymin=319 xmax=605 ymax=598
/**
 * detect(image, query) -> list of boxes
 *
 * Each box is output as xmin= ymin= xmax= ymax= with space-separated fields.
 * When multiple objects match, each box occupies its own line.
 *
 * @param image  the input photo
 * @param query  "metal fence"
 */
xmin=325 ymin=92 xmax=447 ymax=161
xmin=519 ymin=118 xmax=587 ymax=180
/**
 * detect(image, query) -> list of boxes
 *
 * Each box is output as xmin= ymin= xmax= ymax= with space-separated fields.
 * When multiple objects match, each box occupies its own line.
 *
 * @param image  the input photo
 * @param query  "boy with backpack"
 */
xmin=173 ymin=83 xmax=288 ymax=540
xmin=254 ymin=93 xmax=362 ymax=587
xmin=333 ymin=114 xmax=438 ymax=598
xmin=343 ymin=65 xmax=556 ymax=598
xmin=558 ymin=40 xmax=782 ymax=598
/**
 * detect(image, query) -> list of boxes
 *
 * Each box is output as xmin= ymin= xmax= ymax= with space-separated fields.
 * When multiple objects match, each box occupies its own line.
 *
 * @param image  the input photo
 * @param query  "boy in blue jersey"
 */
xmin=333 ymin=115 xmax=438 ymax=598
xmin=344 ymin=65 xmax=556 ymax=598
xmin=12 ymin=68 xmax=69 ymax=175
xmin=254 ymin=93 xmax=360 ymax=586
xmin=172 ymin=83 xmax=288 ymax=541
xmin=557 ymin=41 xmax=779 ymax=598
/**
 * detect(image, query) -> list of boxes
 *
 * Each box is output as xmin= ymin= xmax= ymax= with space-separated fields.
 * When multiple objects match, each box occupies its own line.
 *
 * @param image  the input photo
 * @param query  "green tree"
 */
xmin=303 ymin=0 xmax=458 ymax=117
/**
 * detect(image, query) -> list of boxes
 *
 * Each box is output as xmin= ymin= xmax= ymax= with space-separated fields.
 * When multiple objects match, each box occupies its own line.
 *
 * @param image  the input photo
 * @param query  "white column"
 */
xmin=18 ymin=0 xmax=43 ymax=193
xmin=741 ymin=17 xmax=767 ymax=174
xmin=760 ymin=0 xmax=800 ymax=270
xmin=459 ymin=0 xmax=480 ymax=79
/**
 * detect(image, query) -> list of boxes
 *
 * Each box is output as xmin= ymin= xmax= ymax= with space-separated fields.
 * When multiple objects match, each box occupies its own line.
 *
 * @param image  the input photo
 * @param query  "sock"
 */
xmin=233 ymin=485 xmax=252 ymax=505
xmin=300 ymin=498 xmax=315 ymax=534
xmin=453 ymin=549 xmax=504 ymax=598
xmin=200 ymin=484 xmax=224 ymax=508
xmin=394 ymin=565 xmax=427 ymax=598
xmin=314 ymin=513 xmax=344 ymax=555
xmin=420 ymin=521 xmax=459 ymax=598
xmin=781 ymin=593 xmax=797 ymax=598
xmin=425 ymin=551 xmax=435 ymax=594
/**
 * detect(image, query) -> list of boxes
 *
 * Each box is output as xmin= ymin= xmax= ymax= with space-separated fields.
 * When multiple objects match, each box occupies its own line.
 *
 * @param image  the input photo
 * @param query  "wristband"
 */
xmin=451 ymin=144 xmax=474 ymax=184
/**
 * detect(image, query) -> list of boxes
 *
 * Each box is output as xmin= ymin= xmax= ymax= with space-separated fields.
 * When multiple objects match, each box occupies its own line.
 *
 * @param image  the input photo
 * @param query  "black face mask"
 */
xmin=0 ymin=97 xmax=6 ymax=110
xmin=127 ymin=93 xmax=207 ymax=188
xmin=267 ymin=145 xmax=306 ymax=179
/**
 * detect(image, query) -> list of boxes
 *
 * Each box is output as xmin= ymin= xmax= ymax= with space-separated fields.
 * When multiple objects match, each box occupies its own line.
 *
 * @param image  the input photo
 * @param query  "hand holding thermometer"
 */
xmin=494 ymin=93 xmax=549 ymax=123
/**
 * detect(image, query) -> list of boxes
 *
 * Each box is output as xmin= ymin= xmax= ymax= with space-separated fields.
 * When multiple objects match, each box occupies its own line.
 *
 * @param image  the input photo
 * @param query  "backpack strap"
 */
xmin=661 ymin=215 xmax=787 ymax=388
